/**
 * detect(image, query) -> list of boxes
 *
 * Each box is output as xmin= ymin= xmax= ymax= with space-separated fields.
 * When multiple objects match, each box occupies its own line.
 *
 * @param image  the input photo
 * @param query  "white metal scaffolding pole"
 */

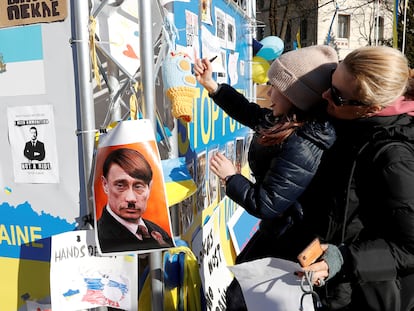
xmin=402 ymin=0 xmax=409 ymax=54
xmin=138 ymin=0 xmax=164 ymax=310
xmin=73 ymin=0 xmax=96 ymax=222
xmin=73 ymin=0 xmax=163 ymax=310
xmin=73 ymin=1 xmax=109 ymax=310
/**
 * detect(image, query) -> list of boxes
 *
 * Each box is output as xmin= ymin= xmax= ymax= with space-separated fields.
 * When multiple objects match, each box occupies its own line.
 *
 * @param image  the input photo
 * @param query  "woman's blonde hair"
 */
xmin=342 ymin=46 xmax=413 ymax=107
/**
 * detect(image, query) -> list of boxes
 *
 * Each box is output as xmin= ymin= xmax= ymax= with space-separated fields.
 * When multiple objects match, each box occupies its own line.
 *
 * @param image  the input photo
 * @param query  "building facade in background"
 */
xmin=256 ymin=0 xmax=394 ymax=59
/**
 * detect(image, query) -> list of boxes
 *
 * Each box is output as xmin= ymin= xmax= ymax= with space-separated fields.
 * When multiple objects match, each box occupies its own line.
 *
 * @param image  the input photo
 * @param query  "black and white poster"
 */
xmin=7 ymin=105 xmax=59 ymax=183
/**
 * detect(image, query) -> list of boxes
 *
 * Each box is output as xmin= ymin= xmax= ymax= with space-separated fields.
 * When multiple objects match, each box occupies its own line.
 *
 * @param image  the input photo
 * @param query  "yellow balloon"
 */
xmin=252 ymin=56 xmax=270 ymax=84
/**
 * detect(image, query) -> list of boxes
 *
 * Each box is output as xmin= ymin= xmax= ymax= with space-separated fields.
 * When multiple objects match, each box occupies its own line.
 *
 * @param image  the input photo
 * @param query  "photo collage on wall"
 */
xmin=173 ymin=0 xmax=251 ymax=235
xmin=178 ymin=131 xmax=255 ymax=234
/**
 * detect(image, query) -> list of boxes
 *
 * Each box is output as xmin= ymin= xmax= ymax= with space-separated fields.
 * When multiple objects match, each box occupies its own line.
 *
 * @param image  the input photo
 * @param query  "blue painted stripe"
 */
xmin=0 ymin=25 xmax=43 ymax=63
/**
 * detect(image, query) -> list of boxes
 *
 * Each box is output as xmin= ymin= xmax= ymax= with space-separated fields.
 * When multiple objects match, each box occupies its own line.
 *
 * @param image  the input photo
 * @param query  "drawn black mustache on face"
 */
xmin=123 ymin=203 xmax=140 ymax=210
xmin=119 ymin=203 xmax=143 ymax=211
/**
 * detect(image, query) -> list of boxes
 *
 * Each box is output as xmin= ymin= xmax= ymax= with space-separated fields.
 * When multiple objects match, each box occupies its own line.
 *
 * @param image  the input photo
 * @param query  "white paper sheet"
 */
xmin=229 ymin=257 xmax=315 ymax=311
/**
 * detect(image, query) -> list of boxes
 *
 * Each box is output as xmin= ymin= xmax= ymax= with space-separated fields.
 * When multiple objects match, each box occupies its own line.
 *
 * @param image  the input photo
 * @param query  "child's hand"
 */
xmin=193 ymin=58 xmax=218 ymax=94
xmin=210 ymin=152 xmax=236 ymax=180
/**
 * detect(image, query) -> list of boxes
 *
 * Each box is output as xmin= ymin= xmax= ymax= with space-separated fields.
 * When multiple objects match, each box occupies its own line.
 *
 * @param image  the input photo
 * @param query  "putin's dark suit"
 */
xmin=97 ymin=207 xmax=174 ymax=253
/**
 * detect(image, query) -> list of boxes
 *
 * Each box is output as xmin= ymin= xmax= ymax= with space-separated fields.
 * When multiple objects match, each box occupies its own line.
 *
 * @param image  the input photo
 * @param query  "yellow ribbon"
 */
xmin=129 ymin=82 xmax=139 ymax=120
xmin=89 ymin=16 xmax=101 ymax=89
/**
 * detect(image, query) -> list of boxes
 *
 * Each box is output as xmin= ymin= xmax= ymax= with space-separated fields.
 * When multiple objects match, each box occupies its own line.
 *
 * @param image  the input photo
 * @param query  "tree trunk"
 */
xmin=269 ymin=0 xmax=277 ymax=35
xmin=279 ymin=0 xmax=292 ymax=40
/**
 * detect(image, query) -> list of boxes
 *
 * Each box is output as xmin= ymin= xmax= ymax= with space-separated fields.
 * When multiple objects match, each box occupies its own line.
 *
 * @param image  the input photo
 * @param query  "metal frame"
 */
xmin=73 ymin=0 xmax=170 ymax=309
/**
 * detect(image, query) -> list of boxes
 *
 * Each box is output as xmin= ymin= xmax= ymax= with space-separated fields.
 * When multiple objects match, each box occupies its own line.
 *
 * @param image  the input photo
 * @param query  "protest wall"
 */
xmin=0 ymin=0 xmax=256 ymax=310
xmin=0 ymin=1 xmax=81 ymax=310
xmin=171 ymin=0 xmax=256 ymax=309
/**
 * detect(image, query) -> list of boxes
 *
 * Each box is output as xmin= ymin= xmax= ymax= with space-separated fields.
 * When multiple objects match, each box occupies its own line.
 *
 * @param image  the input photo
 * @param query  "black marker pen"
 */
xmin=209 ymin=55 xmax=218 ymax=63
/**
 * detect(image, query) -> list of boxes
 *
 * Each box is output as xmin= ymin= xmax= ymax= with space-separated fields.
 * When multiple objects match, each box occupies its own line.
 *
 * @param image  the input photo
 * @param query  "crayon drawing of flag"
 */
xmin=162 ymin=157 xmax=197 ymax=207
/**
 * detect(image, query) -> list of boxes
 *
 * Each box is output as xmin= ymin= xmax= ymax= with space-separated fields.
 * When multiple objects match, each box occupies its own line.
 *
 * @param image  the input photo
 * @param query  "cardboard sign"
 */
xmin=191 ymin=207 xmax=234 ymax=310
xmin=0 ymin=0 xmax=67 ymax=28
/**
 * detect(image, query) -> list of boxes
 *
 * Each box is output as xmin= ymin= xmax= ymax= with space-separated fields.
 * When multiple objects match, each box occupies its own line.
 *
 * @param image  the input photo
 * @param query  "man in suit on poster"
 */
xmin=97 ymin=147 xmax=174 ymax=253
xmin=23 ymin=126 xmax=45 ymax=161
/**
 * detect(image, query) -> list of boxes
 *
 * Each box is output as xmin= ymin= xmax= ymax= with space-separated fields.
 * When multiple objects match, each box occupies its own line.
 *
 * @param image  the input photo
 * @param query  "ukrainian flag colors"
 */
xmin=162 ymin=157 xmax=197 ymax=207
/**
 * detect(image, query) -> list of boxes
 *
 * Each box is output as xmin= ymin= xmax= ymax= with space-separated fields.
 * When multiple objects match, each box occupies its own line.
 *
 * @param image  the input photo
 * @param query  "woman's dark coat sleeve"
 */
xmin=226 ymin=134 xmax=326 ymax=219
xmin=210 ymin=83 xmax=270 ymax=129
xmin=211 ymin=83 xmax=335 ymax=219
xmin=349 ymin=145 xmax=414 ymax=281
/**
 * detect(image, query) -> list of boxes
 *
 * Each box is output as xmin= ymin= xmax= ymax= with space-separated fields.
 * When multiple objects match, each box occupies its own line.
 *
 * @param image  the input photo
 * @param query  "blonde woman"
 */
xmin=296 ymin=46 xmax=414 ymax=310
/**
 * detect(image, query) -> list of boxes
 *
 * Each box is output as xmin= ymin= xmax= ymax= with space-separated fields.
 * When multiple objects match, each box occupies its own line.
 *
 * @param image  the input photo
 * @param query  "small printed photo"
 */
xmin=217 ymin=50 xmax=227 ymax=84
xmin=187 ymin=158 xmax=195 ymax=180
xmin=215 ymin=7 xmax=226 ymax=46
xmin=226 ymin=14 xmax=236 ymax=50
xmin=242 ymin=130 xmax=254 ymax=168
xmin=235 ymin=137 xmax=245 ymax=174
xmin=23 ymin=126 xmax=46 ymax=162
xmin=186 ymin=10 xmax=199 ymax=47
xmin=179 ymin=195 xmax=195 ymax=234
xmin=226 ymin=140 xmax=235 ymax=165
xmin=207 ymin=147 xmax=219 ymax=207
xmin=218 ymin=145 xmax=227 ymax=202
xmin=195 ymin=150 xmax=208 ymax=213
xmin=201 ymin=0 xmax=213 ymax=25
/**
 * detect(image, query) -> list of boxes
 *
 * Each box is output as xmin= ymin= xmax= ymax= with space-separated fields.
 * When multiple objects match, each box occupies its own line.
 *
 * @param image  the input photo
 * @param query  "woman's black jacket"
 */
xmin=299 ymin=113 xmax=414 ymax=309
xmin=210 ymin=83 xmax=336 ymax=220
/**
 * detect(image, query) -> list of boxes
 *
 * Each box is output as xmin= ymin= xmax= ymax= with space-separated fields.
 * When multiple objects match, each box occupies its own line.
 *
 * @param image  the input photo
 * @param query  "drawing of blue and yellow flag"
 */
xmin=162 ymin=157 xmax=197 ymax=207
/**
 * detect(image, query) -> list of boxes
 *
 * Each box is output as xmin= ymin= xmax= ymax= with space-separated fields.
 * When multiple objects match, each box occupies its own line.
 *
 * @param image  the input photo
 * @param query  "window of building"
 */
xmin=375 ymin=16 xmax=384 ymax=41
xmin=286 ymin=22 xmax=292 ymax=42
xmin=337 ymin=14 xmax=350 ymax=38
xmin=257 ymin=0 xmax=265 ymax=9
xmin=300 ymin=19 xmax=308 ymax=41
xmin=233 ymin=0 xmax=247 ymax=10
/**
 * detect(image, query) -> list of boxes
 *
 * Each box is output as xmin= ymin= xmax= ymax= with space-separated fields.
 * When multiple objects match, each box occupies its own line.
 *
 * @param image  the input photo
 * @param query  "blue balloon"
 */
xmin=257 ymin=36 xmax=284 ymax=61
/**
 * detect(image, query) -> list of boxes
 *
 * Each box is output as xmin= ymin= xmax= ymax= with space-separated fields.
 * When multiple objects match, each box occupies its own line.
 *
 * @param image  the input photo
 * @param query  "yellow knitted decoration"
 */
xmin=166 ymin=86 xmax=197 ymax=123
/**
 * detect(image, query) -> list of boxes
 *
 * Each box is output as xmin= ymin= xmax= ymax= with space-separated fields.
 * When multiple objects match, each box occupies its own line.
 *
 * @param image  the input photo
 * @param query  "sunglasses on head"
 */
xmin=330 ymin=70 xmax=365 ymax=107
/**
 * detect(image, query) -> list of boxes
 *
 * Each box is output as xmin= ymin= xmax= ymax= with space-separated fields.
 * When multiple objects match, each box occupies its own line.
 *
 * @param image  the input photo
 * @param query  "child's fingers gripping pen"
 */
xmin=193 ymin=56 xmax=217 ymax=74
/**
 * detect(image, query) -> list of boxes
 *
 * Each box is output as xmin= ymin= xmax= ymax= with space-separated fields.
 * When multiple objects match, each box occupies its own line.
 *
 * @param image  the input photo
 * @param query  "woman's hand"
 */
xmin=193 ymin=58 xmax=218 ymax=94
xmin=209 ymin=152 xmax=236 ymax=180
xmin=296 ymin=244 xmax=329 ymax=287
